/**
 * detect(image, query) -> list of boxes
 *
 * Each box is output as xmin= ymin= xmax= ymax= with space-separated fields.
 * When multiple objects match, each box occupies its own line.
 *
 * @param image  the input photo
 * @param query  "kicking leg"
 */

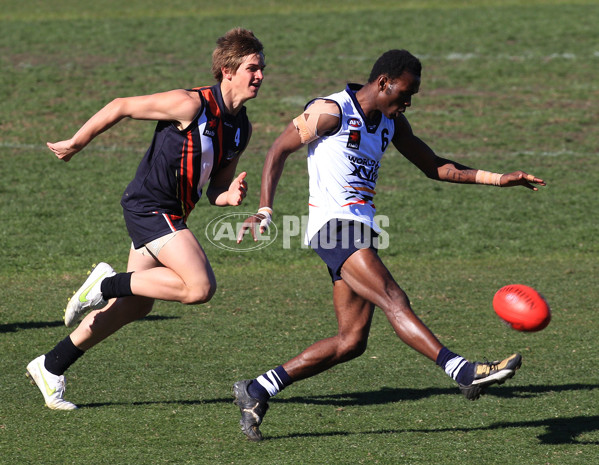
xmin=340 ymin=248 xmax=521 ymax=399
xmin=339 ymin=247 xmax=442 ymax=361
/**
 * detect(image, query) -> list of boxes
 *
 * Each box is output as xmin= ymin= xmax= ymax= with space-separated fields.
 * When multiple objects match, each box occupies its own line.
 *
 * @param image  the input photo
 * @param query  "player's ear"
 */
xmin=222 ymin=67 xmax=233 ymax=81
xmin=378 ymin=75 xmax=388 ymax=92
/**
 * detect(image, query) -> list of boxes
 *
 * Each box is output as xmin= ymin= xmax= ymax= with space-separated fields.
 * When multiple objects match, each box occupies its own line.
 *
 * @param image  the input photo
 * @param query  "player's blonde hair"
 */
xmin=211 ymin=28 xmax=264 ymax=82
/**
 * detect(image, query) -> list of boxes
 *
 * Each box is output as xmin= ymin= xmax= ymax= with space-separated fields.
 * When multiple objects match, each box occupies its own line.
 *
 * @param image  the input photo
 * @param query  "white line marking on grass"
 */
xmin=446 ymin=150 xmax=590 ymax=157
xmin=385 ymin=149 xmax=590 ymax=158
xmin=413 ymin=52 xmax=597 ymax=62
xmin=446 ymin=53 xmax=477 ymax=60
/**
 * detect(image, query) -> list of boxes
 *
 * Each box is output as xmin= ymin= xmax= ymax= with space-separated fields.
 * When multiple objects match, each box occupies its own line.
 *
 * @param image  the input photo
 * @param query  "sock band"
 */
xmin=445 ymin=357 xmax=468 ymax=380
xmin=436 ymin=347 xmax=474 ymax=385
xmin=249 ymin=365 xmax=293 ymax=401
xmin=257 ymin=367 xmax=287 ymax=396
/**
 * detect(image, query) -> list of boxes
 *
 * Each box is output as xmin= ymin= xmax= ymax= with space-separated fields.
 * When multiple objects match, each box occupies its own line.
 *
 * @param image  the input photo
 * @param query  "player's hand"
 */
xmin=236 ymin=208 xmax=272 ymax=243
xmin=500 ymin=171 xmax=546 ymax=191
xmin=47 ymin=139 xmax=81 ymax=162
xmin=226 ymin=172 xmax=248 ymax=206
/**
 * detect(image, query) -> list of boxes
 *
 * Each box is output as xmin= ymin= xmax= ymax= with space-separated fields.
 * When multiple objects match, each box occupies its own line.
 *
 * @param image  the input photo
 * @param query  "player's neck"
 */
xmin=220 ymin=83 xmax=247 ymax=116
xmin=355 ymin=84 xmax=381 ymax=122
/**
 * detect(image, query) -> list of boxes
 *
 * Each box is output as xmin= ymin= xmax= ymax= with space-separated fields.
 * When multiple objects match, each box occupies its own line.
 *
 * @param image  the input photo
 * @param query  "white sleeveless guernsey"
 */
xmin=305 ymin=83 xmax=395 ymax=244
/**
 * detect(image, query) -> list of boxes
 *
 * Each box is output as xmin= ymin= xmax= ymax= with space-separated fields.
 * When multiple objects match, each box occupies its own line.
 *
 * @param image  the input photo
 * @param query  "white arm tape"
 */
xmin=257 ymin=206 xmax=272 ymax=229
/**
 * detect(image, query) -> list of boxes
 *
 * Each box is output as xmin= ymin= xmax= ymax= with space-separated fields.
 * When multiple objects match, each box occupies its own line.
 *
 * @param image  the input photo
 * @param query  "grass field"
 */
xmin=1 ymin=1 xmax=598 ymax=464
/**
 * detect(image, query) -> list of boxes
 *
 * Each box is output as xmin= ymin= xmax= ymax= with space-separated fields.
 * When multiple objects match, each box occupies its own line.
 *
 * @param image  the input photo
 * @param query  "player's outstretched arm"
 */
xmin=47 ymin=89 xmax=201 ymax=162
xmin=436 ymin=163 xmax=546 ymax=190
xmin=393 ymin=115 xmax=546 ymax=190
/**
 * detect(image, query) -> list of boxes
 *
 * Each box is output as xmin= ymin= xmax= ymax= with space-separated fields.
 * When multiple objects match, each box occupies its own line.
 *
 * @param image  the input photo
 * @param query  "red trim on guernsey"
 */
xmin=178 ymin=132 xmax=195 ymax=220
xmin=184 ymin=131 xmax=194 ymax=218
xmin=340 ymin=200 xmax=375 ymax=208
xmin=179 ymin=141 xmax=186 ymax=216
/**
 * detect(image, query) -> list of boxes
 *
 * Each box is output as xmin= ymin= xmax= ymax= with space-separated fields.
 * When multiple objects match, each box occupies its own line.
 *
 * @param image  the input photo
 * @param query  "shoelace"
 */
xmin=477 ymin=359 xmax=499 ymax=376
xmin=55 ymin=376 xmax=67 ymax=395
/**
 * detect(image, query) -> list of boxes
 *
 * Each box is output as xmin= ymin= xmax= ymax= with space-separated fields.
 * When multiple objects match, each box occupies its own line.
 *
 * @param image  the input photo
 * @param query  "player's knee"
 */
xmin=381 ymin=287 xmax=413 ymax=316
xmin=182 ymin=282 xmax=217 ymax=305
xmin=338 ymin=336 xmax=368 ymax=361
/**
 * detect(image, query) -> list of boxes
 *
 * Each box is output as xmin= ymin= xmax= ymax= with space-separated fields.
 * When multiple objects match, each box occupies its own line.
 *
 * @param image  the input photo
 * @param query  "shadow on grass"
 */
xmin=78 ymin=383 xmax=599 ymax=409
xmin=267 ymin=385 xmax=599 ymax=444
xmin=269 ymin=415 xmax=599 ymax=445
xmin=77 ymin=383 xmax=599 ymax=446
xmin=0 ymin=314 xmax=179 ymax=333
xmin=278 ymin=383 xmax=599 ymax=405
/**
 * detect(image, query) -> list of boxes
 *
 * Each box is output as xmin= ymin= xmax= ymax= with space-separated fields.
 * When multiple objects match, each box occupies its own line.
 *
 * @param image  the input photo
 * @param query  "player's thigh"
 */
xmin=333 ymin=279 xmax=375 ymax=338
xmin=127 ymin=244 xmax=161 ymax=272
xmin=155 ymin=229 xmax=216 ymax=287
xmin=340 ymin=248 xmax=405 ymax=310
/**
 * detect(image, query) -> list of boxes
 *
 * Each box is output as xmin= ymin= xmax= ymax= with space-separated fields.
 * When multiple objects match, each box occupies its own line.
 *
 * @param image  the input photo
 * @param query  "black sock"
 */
xmin=44 ymin=336 xmax=84 ymax=376
xmin=100 ymin=272 xmax=134 ymax=300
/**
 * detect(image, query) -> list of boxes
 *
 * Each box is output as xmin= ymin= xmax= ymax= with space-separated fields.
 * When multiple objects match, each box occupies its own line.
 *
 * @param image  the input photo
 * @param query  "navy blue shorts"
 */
xmin=122 ymin=208 xmax=189 ymax=249
xmin=310 ymin=219 xmax=379 ymax=282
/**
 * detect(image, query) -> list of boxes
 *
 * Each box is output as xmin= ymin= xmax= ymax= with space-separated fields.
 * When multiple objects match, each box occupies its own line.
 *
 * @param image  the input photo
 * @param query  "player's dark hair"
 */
xmin=212 ymin=28 xmax=264 ymax=81
xmin=368 ymin=49 xmax=422 ymax=83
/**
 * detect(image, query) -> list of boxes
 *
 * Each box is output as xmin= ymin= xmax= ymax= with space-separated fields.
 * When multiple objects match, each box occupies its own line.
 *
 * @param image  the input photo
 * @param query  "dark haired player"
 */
xmin=26 ymin=28 xmax=265 ymax=410
xmin=233 ymin=49 xmax=545 ymax=440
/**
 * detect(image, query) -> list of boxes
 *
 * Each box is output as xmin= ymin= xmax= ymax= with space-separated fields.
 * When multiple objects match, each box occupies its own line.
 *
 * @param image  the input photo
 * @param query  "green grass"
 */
xmin=1 ymin=1 xmax=598 ymax=464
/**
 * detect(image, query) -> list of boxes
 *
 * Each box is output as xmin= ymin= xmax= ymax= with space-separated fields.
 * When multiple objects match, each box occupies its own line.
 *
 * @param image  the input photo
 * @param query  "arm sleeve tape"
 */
xmin=475 ymin=170 xmax=503 ymax=186
xmin=292 ymin=99 xmax=340 ymax=145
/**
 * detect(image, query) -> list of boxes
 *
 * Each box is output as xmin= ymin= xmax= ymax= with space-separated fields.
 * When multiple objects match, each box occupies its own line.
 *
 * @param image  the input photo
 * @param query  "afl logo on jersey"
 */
xmin=347 ymin=118 xmax=362 ymax=128
xmin=203 ymin=118 xmax=218 ymax=137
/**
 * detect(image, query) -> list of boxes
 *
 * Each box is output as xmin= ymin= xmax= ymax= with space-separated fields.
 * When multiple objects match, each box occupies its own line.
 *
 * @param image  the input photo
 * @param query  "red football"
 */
xmin=493 ymin=284 xmax=551 ymax=332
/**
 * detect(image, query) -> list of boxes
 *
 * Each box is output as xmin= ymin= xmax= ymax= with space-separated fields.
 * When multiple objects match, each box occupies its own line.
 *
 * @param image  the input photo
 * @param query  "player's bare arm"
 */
xmin=393 ymin=114 xmax=546 ymax=190
xmin=237 ymin=101 xmax=341 ymax=242
xmin=260 ymin=99 xmax=341 ymax=209
xmin=47 ymin=89 xmax=202 ymax=162
xmin=235 ymin=123 xmax=301 ymax=242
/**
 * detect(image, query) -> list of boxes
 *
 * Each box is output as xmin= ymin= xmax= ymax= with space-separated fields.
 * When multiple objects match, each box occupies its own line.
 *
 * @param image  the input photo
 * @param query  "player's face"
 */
xmin=379 ymin=71 xmax=420 ymax=119
xmin=230 ymin=52 xmax=265 ymax=101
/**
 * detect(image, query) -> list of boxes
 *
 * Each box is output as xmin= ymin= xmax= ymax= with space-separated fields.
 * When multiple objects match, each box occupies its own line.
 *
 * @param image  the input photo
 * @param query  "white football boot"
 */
xmin=26 ymin=355 xmax=77 ymax=410
xmin=64 ymin=262 xmax=115 ymax=327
